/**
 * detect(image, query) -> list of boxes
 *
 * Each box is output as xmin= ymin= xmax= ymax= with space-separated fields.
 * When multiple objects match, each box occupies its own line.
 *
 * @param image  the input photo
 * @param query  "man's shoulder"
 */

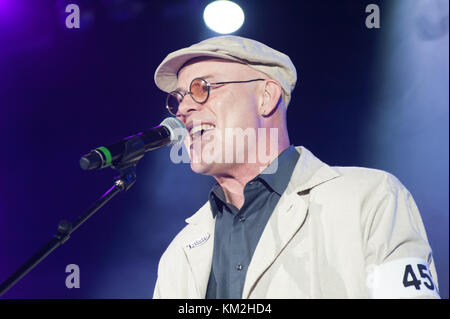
xmin=294 ymin=146 xmax=407 ymax=195
xmin=332 ymin=165 xmax=398 ymax=182
xmin=316 ymin=165 xmax=409 ymax=197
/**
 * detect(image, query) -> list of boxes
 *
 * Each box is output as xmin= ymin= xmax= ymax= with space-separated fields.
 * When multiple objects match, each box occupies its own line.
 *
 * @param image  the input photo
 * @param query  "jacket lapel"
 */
xmin=242 ymin=146 xmax=340 ymax=298
xmin=182 ymin=203 xmax=215 ymax=298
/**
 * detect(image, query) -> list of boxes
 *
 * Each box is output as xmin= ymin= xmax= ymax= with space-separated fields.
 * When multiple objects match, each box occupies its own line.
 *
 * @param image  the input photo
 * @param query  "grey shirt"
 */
xmin=205 ymin=145 xmax=300 ymax=299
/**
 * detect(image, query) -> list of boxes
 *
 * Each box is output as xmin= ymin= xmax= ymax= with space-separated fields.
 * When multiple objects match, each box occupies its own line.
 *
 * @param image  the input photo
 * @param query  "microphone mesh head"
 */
xmin=160 ymin=117 xmax=186 ymax=145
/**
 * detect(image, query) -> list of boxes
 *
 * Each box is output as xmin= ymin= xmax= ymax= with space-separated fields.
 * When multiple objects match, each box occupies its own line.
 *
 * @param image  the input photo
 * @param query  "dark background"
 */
xmin=0 ymin=0 xmax=448 ymax=298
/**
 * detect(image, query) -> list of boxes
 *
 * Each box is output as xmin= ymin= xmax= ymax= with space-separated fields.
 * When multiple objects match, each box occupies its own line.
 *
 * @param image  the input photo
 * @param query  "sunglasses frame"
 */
xmin=166 ymin=77 xmax=265 ymax=116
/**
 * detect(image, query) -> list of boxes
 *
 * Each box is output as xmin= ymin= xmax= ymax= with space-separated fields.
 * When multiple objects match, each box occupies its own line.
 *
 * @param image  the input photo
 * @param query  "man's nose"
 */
xmin=177 ymin=93 xmax=202 ymax=116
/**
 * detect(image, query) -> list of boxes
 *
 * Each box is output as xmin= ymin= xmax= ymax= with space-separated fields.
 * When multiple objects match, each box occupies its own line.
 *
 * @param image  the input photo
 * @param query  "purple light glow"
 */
xmin=0 ymin=0 xmax=21 ymax=22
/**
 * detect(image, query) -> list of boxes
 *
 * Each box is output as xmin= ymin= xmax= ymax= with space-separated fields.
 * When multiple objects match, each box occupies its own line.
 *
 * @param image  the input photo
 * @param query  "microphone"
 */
xmin=79 ymin=117 xmax=186 ymax=170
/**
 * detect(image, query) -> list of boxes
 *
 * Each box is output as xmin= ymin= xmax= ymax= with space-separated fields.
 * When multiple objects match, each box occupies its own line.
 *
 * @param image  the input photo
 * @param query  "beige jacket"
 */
xmin=153 ymin=146 xmax=440 ymax=299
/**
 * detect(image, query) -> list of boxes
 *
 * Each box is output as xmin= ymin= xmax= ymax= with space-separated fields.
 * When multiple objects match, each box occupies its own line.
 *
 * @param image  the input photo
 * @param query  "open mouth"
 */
xmin=189 ymin=123 xmax=216 ymax=139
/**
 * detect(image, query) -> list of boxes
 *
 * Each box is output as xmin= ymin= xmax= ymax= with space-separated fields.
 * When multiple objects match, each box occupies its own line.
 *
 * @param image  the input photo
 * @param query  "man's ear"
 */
xmin=260 ymin=79 xmax=282 ymax=117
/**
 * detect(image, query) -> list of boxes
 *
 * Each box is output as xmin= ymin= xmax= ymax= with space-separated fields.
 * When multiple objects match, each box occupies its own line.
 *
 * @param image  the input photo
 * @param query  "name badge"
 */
xmin=186 ymin=232 xmax=210 ymax=249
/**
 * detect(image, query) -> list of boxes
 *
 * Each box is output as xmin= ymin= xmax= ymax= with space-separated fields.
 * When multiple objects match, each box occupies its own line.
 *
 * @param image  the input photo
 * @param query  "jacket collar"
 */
xmin=185 ymin=201 xmax=214 ymax=226
xmin=185 ymin=146 xmax=339 ymax=225
xmin=287 ymin=146 xmax=340 ymax=194
xmin=241 ymin=146 xmax=340 ymax=298
xmin=182 ymin=146 xmax=340 ymax=298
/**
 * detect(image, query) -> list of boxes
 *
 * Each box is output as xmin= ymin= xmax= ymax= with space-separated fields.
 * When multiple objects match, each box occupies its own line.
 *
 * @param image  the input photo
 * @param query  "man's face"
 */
xmin=176 ymin=58 xmax=265 ymax=176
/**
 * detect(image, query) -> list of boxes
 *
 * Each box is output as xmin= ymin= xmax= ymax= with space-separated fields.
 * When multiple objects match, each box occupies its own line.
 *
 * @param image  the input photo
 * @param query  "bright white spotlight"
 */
xmin=203 ymin=1 xmax=245 ymax=34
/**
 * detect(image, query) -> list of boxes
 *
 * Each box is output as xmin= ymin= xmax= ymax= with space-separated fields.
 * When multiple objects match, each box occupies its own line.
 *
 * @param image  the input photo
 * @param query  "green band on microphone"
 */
xmin=97 ymin=146 xmax=112 ymax=166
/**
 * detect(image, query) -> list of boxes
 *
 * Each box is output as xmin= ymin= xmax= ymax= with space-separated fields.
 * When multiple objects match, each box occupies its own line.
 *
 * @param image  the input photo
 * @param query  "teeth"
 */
xmin=189 ymin=124 xmax=215 ymax=136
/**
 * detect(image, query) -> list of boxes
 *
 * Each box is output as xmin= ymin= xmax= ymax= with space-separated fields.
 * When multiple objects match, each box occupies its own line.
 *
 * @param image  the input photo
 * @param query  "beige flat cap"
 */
xmin=154 ymin=35 xmax=297 ymax=107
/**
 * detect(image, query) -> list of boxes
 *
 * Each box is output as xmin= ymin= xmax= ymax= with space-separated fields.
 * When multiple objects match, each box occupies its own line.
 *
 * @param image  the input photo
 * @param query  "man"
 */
xmin=152 ymin=35 xmax=440 ymax=298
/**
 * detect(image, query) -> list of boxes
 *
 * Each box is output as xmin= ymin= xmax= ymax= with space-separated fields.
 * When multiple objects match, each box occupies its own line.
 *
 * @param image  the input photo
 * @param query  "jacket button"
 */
xmin=236 ymin=264 xmax=243 ymax=271
xmin=239 ymin=217 xmax=246 ymax=222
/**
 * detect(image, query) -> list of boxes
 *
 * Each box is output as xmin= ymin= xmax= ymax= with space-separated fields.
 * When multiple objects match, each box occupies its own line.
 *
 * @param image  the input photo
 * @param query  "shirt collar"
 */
xmin=187 ymin=146 xmax=341 ymax=226
xmin=209 ymin=183 xmax=226 ymax=216
xmin=208 ymin=145 xmax=300 ymax=217
xmin=257 ymin=145 xmax=299 ymax=195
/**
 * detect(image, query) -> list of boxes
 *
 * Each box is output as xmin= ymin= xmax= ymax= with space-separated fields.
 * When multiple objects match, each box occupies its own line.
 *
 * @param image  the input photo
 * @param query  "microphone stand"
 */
xmin=0 ymin=136 xmax=146 ymax=297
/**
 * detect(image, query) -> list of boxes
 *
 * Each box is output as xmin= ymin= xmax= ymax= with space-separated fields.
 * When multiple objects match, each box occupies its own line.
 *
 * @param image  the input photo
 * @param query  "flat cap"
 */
xmin=154 ymin=35 xmax=297 ymax=107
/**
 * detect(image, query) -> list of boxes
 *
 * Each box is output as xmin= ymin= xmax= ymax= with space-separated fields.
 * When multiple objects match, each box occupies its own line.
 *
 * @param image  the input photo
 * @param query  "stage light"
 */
xmin=203 ymin=0 xmax=244 ymax=34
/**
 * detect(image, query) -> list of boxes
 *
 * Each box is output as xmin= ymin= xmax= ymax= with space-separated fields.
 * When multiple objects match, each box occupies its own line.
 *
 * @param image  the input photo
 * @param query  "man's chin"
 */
xmin=189 ymin=161 xmax=215 ymax=176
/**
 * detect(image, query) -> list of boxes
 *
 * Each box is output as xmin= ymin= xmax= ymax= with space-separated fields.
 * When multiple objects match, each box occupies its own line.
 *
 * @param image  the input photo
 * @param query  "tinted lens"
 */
xmin=166 ymin=91 xmax=182 ymax=115
xmin=190 ymin=78 xmax=209 ymax=103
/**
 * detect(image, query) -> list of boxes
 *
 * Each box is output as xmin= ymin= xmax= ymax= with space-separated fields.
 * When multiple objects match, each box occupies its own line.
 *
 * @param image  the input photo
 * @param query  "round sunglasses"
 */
xmin=166 ymin=77 xmax=265 ymax=116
